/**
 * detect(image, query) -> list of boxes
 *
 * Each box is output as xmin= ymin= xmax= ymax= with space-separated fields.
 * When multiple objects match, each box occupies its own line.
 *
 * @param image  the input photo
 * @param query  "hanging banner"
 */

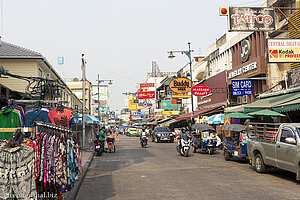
xmin=128 ymin=94 xmax=137 ymax=110
xmin=169 ymin=78 xmax=191 ymax=94
xmin=229 ymin=7 xmax=275 ymax=32
xmin=267 ymin=39 xmax=300 ymax=63
xmin=140 ymin=83 xmax=155 ymax=88
xmin=191 ymin=85 xmax=211 ymax=96
xmin=138 ymin=91 xmax=155 ymax=99
xmin=161 ymin=100 xmax=179 ymax=110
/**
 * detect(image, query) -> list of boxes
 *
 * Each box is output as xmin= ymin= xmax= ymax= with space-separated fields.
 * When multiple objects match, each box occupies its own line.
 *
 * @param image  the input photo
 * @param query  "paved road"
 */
xmin=76 ymin=135 xmax=300 ymax=200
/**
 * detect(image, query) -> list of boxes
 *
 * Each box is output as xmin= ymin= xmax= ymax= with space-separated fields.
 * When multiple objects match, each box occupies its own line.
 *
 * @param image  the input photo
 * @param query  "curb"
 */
xmin=65 ymin=151 xmax=95 ymax=200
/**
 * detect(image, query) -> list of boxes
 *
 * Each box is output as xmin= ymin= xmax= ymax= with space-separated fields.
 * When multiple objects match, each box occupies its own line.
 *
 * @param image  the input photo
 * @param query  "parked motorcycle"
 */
xmin=176 ymin=135 xmax=191 ymax=157
xmin=94 ymin=139 xmax=103 ymax=156
xmin=141 ymin=136 xmax=148 ymax=148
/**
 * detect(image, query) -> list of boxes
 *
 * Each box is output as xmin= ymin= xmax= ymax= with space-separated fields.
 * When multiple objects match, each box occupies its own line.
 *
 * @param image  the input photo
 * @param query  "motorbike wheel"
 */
xmin=184 ymin=150 xmax=189 ymax=157
xmin=224 ymin=150 xmax=230 ymax=161
xmin=208 ymin=148 xmax=213 ymax=155
xmin=193 ymin=147 xmax=197 ymax=153
xmin=113 ymin=145 xmax=116 ymax=153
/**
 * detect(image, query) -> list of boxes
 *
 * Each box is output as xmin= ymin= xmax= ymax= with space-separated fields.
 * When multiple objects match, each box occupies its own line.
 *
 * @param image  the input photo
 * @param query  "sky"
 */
xmin=3 ymin=0 xmax=265 ymax=111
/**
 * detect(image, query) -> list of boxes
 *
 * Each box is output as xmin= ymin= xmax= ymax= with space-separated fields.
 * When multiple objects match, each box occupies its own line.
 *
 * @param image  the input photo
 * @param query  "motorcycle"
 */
xmin=94 ymin=139 xmax=103 ymax=156
xmin=141 ymin=136 xmax=148 ymax=148
xmin=176 ymin=135 xmax=191 ymax=157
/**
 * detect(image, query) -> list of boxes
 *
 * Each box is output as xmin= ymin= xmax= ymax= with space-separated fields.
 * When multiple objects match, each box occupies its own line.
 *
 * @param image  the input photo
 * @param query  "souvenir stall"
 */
xmin=0 ymin=100 xmax=82 ymax=199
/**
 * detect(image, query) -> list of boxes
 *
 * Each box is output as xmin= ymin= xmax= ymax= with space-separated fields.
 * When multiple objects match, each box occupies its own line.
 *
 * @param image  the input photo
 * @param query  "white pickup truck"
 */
xmin=247 ymin=123 xmax=300 ymax=180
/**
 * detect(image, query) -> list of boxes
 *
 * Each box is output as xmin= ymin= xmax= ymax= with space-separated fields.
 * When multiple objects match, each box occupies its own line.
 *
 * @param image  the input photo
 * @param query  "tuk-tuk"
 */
xmin=191 ymin=124 xmax=217 ymax=155
xmin=222 ymin=124 xmax=248 ymax=161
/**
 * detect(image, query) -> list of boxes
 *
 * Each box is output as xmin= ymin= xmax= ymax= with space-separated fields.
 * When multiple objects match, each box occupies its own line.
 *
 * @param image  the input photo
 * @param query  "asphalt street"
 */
xmin=76 ymin=135 xmax=300 ymax=200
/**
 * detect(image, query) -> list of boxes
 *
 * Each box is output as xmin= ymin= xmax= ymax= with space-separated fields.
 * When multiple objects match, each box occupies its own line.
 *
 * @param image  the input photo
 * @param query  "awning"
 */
xmin=75 ymin=115 xmax=100 ymax=124
xmin=205 ymin=114 xmax=224 ymax=124
xmin=157 ymin=118 xmax=170 ymax=124
xmin=160 ymin=118 xmax=178 ymax=126
xmin=272 ymin=98 xmax=300 ymax=112
xmin=224 ymin=105 xmax=245 ymax=113
xmin=175 ymin=106 xmax=222 ymax=121
xmin=244 ymin=91 xmax=300 ymax=113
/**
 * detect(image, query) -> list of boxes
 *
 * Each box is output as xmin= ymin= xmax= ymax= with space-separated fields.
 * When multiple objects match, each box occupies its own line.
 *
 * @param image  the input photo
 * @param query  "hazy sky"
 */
xmin=3 ymin=0 xmax=265 ymax=111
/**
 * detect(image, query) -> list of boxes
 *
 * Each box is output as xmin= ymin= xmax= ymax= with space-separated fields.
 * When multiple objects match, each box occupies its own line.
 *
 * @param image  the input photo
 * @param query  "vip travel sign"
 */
xmin=169 ymin=78 xmax=192 ymax=94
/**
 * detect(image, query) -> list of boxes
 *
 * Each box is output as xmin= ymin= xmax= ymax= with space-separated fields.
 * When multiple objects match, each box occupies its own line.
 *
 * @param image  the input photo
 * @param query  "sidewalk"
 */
xmin=65 ymin=149 xmax=95 ymax=200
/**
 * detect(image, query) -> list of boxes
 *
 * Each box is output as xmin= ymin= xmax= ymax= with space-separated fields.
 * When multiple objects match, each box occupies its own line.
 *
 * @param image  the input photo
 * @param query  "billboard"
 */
xmin=169 ymin=78 xmax=191 ymax=94
xmin=162 ymin=111 xmax=180 ymax=115
xmin=191 ymin=85 xmax=211 ymax=96
xmin=287 ymin=67 xmax=300 ymax=88
xmin=138 ymin=91 xmax=155 ymax=99
xmin=161 ymin=100 xmax=179 ymax=110
xmin=232 ymin=80 xmax=253 ymax=96
xmin=229 ymin=7 xmax=275 ymax=31
xmin=267 ymin=39 xmax=300 ymax=63
xmin=128 ymin=94 xmax=137 ymax=110
xmin=140 ymin=83 xmax=154 ymax=88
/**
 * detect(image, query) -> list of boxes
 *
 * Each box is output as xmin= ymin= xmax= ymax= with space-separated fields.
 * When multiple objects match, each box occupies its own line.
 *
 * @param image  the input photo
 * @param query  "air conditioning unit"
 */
xmin=237 ymin=96 xmax=242 ymax=104
xmin=242 ymin=95 xmax=248 ymax=104
xmin=45 ymin=73 xmax=51 ymax=79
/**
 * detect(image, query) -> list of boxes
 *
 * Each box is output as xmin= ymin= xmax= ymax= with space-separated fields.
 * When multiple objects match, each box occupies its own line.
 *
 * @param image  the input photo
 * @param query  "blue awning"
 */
xmin=74 ymin=114 xmax=100 ymax=124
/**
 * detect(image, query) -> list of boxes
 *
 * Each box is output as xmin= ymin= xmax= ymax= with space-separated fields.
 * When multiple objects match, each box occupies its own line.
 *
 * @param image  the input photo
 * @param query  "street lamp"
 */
xmin=167 ymin=42 xmax=194 ymax=124
xmin=97 ymin=74 xmax=113 ymax=124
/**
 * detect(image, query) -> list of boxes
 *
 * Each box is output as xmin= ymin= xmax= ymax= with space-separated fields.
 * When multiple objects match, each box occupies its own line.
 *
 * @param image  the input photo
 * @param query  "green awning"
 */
xmin=248 ymin=109 xmax=286 ymax=117
xmin=272 ymin=98 xmax=300 ymax=112
xmin=244 ymin=91 xmax=300 ymax=113
xmin=164 ymin=80 xmax=171 ymax=86
xmin=224 ymin=112 xmax=253 ymax=118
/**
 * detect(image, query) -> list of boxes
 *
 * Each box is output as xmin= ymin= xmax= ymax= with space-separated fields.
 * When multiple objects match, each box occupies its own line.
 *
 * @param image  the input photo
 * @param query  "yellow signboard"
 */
xmin=169 ymin=78 xmax=191 ymax=94
xmin=268 ymin=39 xmax=300 ymax=63
xmin=172 ymin=95 xmax=191 ymax=98
xmin=162 ymin=111 xmax=180 ymax=115
xmin=128 ymin=94 xmax=137 ymax=110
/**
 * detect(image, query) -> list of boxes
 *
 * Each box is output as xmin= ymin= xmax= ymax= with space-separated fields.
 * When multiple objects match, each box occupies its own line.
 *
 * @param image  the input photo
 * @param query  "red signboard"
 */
xmin=140 ymin=83 xmax=154 ymax=88
xmin=191 ymin=85 xmax=211 ymax=96
xmin=138 ymin=91 xmax=155 ymax=99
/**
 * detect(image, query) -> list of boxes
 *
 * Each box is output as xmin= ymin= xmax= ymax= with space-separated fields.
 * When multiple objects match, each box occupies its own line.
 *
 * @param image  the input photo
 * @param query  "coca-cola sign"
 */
xmin=191 ymin=85 xmax=211 ymax=96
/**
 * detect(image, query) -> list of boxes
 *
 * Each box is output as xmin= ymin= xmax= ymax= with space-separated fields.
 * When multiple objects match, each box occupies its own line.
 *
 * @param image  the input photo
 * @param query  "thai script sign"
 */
xmin=229 ymin=7 xmax=275 ymax=32
xmin=228 ymin=62 xmax=257 ymax=79
xmin=232 ymin=80 xmax=253 ymax=96
xmin=161 ymin=100 xmax=179 ymax=110
xmin=169 ymin=78 xmax=191 ymax=94
xmin=287 ymin=67 xmax=300 ymax=88
xmin=162 ymin=111 xmax=180 ymax=115
xmin=191 ymin=85 xmax=211 ymax=96
xmin=267 ymin=39 xmax=300 ymax=63
xmin=140 ymin=83 xmax=154 ymax=88
xmin=138 ymin=102 xmax=153 ymax=107
xmin=138 ymin=91 xmax=155 ymax=99
xmin=171 ymin=95 xmax=191 ymax=98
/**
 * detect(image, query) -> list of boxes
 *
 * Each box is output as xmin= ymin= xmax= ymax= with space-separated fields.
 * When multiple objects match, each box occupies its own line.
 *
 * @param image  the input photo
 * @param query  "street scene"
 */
xmin=0 ymin=0 xmax=300 ymax=199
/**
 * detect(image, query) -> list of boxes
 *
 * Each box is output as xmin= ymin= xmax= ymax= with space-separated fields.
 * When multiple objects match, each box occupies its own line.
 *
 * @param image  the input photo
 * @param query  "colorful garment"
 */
xmin=25 ymin=110 xmax=50 ymax=127
xmin=0 ymin=108 xmax=21 ymax=140
xmin=48 ymin=108 xmax=73 ymax=128
xmin=1 ymin=104 xmax=25 ymax=127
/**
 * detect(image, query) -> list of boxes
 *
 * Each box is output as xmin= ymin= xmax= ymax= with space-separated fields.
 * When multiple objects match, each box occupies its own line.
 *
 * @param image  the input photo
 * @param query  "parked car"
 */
xmin=152 ymin=126 xmax=174 ymax=143
xmin=247 ymin=123 xmax=300 ymax=181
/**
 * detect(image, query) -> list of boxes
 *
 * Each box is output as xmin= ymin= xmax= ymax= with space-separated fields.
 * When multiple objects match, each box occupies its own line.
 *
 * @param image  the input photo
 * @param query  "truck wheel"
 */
xmin=224 ymin=150 xmax=230 ymax=161
xmin=255 ymin=154 xmax=266 ymax=173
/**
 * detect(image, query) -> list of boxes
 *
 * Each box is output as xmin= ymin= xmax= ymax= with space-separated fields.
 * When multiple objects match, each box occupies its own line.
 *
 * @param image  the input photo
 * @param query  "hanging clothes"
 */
xmin=0 ymin=143 xmax=37 ymax=200
xmin=0 ymin=107 xmax=22 ymax=140
xmin=48 ymin=108 xmax=73 ymax=128
xmin=1 ymin=104 xmax=25 ymax=127
xmin=25 ymin=109 xmax=50 ymax=127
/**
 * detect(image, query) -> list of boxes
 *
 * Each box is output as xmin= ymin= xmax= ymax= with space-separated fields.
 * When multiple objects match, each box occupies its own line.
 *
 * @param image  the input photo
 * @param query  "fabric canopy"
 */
xmin=244 ymin=91 xmax=300 ymax=113
xmin=224 ymin=112 xmax=253 ymax=119
xmin=248 ymin=109 xmax=286 ymax=117
xmin=75 ymin=115 xmax=100 ymax=124
xmin=175 ymin=106 xmax=221 ymax=121
xmin=206 ymin=114 xmax=224 ymax=124
xmin=192 ymin=123 xmax=215 ymax=131
xmin=223 ymin=124 xmax=246 ymax=132
xmin=272 ymin=98 xmax=300 ymax=112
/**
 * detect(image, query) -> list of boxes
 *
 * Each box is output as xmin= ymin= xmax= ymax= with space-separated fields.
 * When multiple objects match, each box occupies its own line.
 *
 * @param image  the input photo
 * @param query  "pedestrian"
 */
xmin=99 ymin=127 xmax=106 ymax=152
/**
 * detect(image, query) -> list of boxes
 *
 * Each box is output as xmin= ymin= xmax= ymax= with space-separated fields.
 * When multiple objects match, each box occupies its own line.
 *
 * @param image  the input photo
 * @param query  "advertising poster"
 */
xmin=232 ymin=80 xmax=253 ymax=96
xmin=138 ymin=91 xmax=155 ymax=99
xmin=128 ymin=94 xmax=137 ymax=111
xmin=161 ymin=100 xmax=179 ymax=110
xmin=267 ymin=39 xmax=300 ymax=63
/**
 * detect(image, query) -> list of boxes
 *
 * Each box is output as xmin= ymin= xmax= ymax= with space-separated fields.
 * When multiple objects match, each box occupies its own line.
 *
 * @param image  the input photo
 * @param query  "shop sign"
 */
xmin=229 ymin=7 xmax=275 ymax=32
xmin=155 ymin=115 xmax=165 ymax=120
xmin=162 ymin=111 xmax=180 ymax=115
xmin=172 ymin=99 xmax=177 ymax=104
xmin=131 ymin=111 xmax=142 ymax=120
xmin=128 ymin=94 xmax=137 ymax=111
xmin=138 ymin=91 xmax=155 ymax=99
xmin=267 ymin=39 xmax=300 ymax=63
xmin=138 ymin=102 xmax=153 ymax=107
xmin=172 ymin=95 xmax=191 ymax=98
xmin=169 ymin=78 xmax=191 ymax=94
xmin=198 ymin=99 xmax=212 ymax=106
xmin=287 ymin=67 xmax=300 ymax=88
xmin=140 ymin=83 xmax=154 ymax=88
xmin=232 ymin=80 xmax=253 ymax=96
xmin=241 ymin=39 xmax=251 ymax=63
xmin=191 ymin=85 xmax=211 ymax=96
xmin=228 ymin=62 xmax=257 ymax=79
xmin=161 ymin=100 xmax=179 ymax=110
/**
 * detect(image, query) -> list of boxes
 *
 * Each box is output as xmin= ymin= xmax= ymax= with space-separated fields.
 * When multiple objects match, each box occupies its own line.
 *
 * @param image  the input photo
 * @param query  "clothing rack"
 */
xmin=34 ymin=121 xmax=72 ymax=133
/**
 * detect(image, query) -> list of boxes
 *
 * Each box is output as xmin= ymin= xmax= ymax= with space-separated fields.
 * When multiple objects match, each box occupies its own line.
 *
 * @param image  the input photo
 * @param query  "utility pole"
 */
xmin=97 ymin=74 xmax=100 ymax=122
xmin=81 ymin=54 xmax=86 ymax=149
xmin=188 ymin=42 xmax=194 ymax=123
